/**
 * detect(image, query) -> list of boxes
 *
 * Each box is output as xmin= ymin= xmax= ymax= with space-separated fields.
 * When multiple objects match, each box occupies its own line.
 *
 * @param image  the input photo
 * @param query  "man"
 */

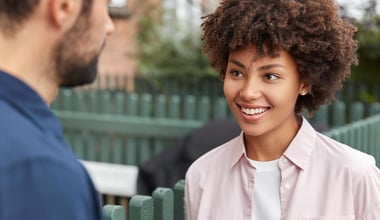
xmin=0 ymin=0 xmax=114 ymax=219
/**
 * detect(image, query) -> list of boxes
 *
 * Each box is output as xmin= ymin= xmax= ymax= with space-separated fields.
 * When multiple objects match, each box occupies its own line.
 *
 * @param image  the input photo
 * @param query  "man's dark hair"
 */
xmin=201 ymin=0 xmax=358 ymax=113
xmin=0 ymin=0 xmax=93 ymax=36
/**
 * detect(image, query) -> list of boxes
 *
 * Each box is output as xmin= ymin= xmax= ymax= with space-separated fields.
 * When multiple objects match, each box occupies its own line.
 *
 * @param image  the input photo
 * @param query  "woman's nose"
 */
xmin=239 ymin=78 xmax=262 ymax=100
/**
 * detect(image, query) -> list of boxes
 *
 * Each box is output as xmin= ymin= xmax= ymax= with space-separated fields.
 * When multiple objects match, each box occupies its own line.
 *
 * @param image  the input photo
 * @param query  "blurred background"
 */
xmin=50 ymin=0 xmax=380 ymax=218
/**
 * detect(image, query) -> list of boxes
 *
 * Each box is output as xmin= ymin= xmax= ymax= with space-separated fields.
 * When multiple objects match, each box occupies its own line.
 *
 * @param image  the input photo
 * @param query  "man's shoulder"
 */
xmin=0 ymin=155 xmax=102 ymax=219
xmin=0 ymin=100 xmax=35 ymax=133
xmin=0 ymin=150 xmax=85 ymax=177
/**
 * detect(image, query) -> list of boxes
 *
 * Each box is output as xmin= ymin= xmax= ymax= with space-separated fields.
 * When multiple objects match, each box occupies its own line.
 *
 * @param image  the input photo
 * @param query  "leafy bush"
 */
xmin=135 ymin=3 xmax=217 ymax=89
xmin=352 ymin=17 xmax=380 ymax=82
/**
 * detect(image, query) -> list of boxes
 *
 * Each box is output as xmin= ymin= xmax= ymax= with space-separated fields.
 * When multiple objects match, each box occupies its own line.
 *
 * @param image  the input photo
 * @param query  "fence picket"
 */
xmin=127 ymin=93 xmax=139 ymax=116
xmin=126 ymin=139 xmax=138 ymax=165
xmin=115 ymin=92 xmax=126 ymax=115
xmin=174 ymin=180 xmax=186 ymax=220
xmin=141 ymin=94 xmax=153 ymax=117
xmin=154 ymin=95 xmax=167 ymax=118
xmin=103 ymin=204 xmax=126 ymax=220
xmin=129 ymin=196 xmax=154 ymax=220
xmin=369 ymin=103 xmax=380 ymax=116
xmin=139 ymin=138 xmax=152 ymax=164
xmin=89 ymin=91 xmax=98 ymax=113
xmin=213 ymin=97 xmax=228 ymax=119
xmin=113 ymin=137 xmax=124 ymax=164
xmin=349 ymin=102 xmax=364 ymax=123
xmin=100 ymin=91 xmax=112 ymax=114
xmin=198 ymin=96 xmax=210 ymax=121
xmin=184 ymin=96 xmax=196 ymax=120
xmin=331 ymin=101 xmax=346 ymax=127
xmin=169 ymin=95 xmax=181 ymax=119
xmin=153 ymin=188 xmax=174 ymax=220
xmin=100 ymin=135 xmax=111 ymax=162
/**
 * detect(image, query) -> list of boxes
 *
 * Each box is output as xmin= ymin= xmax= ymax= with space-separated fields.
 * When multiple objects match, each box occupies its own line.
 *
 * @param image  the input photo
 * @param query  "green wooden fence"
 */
xmin=103 ymin=204 xmax=126 ymax=220
xmin=81 ymin=74 xmax=380 ymax=104
xmin=52 ymin=90 xmax=230 ymax=121
xmin=128 ymin=180 xmax=186 ymax=220
xmin=52 ymin=88 xmax=380 ymax=127
xmin=53 ymin=89 xmax=380 ymax=166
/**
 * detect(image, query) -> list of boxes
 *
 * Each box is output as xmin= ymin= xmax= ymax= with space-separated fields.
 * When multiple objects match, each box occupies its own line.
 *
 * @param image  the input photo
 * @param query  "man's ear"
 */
xmin=48 ymin=0 xmax=81 ymax=30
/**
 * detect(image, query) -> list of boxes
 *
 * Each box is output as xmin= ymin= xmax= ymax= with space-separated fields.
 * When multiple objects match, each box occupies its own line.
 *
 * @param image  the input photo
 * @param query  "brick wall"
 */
xmin=98 ymin=0 xmax=162 ymax=90
xmin=98 ymin=0 xmax=219 ymax=87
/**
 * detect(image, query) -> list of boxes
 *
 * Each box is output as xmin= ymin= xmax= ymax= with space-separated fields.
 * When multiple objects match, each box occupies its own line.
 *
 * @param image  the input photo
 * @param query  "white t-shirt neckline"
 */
xmin=248 ymin=158 xmax=281 ymax=220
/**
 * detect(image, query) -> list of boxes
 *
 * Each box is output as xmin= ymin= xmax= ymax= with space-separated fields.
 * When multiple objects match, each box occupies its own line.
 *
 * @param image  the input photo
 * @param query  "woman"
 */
xmin=185 ymin=0 xmax=380 ymax=219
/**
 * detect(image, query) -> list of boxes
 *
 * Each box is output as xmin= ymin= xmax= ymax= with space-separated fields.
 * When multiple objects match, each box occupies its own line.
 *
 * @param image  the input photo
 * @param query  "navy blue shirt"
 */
xmin=0 ymin=71 xmax=103 ymax=219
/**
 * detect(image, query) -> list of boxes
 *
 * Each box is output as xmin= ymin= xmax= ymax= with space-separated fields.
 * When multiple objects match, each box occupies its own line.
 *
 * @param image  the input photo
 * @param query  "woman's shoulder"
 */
xmin=315 ymin=132 xmax=377 ymax=174
xmin=186 ymin=135 xmax=241 ymax=176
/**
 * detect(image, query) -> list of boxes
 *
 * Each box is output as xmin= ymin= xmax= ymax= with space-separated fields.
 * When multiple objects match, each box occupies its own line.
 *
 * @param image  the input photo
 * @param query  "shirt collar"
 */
xmin=230 ymin=132 xmax=247 ymax=168
xmin=283 ymin=117 xmax=317 ymax=170
xmin=0 ymin=70 xmax=63 ymax=138
xmin=228 ymin=116 xmax=317 ymax=170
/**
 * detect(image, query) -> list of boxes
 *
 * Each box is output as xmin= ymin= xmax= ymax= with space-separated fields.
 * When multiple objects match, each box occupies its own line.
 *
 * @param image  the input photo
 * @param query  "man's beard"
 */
xmin=53 ymin=17 xmax=103 ymax=88
xmin=55 ymin=48 xmax=101 ymax=88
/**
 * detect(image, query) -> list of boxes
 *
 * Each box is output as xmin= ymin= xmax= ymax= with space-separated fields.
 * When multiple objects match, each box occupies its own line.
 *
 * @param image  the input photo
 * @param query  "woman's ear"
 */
xmin=48 ymin=0 xmax=81 ymax=30
xmin=299 ymin=83 xmax=311 ymax=96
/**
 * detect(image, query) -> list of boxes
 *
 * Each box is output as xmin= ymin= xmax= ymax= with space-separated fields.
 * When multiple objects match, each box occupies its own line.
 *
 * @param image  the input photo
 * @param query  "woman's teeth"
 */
xmin=241 ymin=107 xmax=267 ymax=115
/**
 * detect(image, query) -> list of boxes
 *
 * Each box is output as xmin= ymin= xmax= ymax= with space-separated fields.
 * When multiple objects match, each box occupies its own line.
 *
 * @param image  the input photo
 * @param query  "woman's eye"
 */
xmin=230 ymin=70 xmax=243 ymax=77
xmin=265 ymin=73 xmax=279 ymax=80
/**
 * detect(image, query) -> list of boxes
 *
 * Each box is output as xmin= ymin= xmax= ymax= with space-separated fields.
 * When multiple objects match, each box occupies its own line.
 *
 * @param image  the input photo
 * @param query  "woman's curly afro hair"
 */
xmin=201 ymin=0 xmax=358 ymax=113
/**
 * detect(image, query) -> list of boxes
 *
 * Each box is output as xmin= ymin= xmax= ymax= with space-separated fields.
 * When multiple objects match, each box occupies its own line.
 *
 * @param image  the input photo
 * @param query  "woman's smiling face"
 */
xmin=223 ymin=45 xmax=307 ymax=140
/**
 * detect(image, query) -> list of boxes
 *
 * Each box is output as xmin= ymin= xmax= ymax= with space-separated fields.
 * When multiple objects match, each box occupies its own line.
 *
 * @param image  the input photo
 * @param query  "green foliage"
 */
xmin=352 ymin=17 xmax=380 ymax=82
xmin=350 ymin=0 xmax=380 ymax=83
xmin=135 ymin=2 xmax=380 ymax=87
xmin=135 ymin=3 xmax=217 ymax=86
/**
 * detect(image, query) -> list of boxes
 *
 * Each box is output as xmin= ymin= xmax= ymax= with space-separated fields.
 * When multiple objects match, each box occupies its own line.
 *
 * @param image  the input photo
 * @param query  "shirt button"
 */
xmin=284 ymin=183 xmax=290 ymax=190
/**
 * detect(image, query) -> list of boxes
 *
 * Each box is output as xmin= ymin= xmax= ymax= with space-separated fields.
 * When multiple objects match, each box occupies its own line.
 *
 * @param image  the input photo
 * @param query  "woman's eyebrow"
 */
xmin=229 ymin=59 xmax=285 ymax=71
xmin=229 ymin=59 xmax=246 ymax=69
xmin=258 ymin=64 xmax=285 ymax=71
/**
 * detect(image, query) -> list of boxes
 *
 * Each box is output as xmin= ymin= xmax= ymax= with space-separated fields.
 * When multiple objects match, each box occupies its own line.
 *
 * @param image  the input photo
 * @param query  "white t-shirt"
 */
xmin=248 ymin=158 xmax=281 ymax=220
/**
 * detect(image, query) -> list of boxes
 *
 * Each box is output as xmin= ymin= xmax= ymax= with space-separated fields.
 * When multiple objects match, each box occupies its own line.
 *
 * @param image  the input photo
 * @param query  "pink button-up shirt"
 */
xmin=185 ymin=118 xmax=380 ymax=220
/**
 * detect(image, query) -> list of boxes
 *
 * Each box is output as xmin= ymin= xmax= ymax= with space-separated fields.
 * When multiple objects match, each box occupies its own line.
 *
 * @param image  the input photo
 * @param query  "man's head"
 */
xmin=0 ymin=0 xmax=114 ymax=88
xmin=0 ymin=0 xmax=93 ymax=37
xmin=0 ymin=0 xmax=40 ymax=37
xmin=53 ymin=0 xmax=114 ymax=87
